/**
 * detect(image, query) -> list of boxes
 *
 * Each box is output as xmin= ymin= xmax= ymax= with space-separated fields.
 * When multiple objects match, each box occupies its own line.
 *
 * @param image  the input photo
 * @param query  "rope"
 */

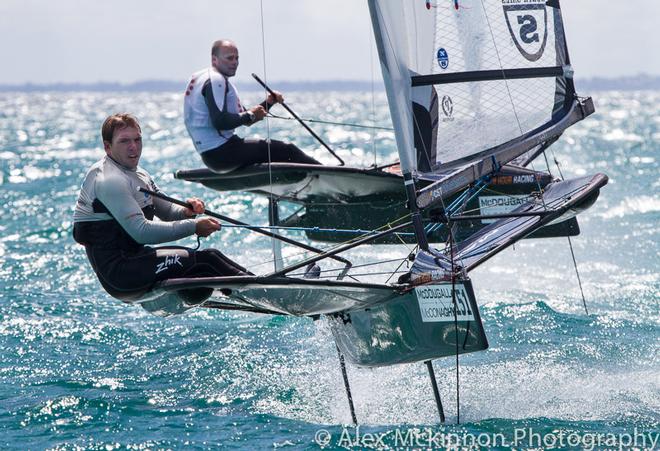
xmin=266 ymin=112 xmax=393 ymax=131
xmin=550 ymin=146 xmax=566 ymax=181
xmin=386 ymin=247 xmax=417 ymax=284
xmin=314 ymin=257 xmax=411 ymax=273
xmin=217 ymin=222 xmax=415 ymax=236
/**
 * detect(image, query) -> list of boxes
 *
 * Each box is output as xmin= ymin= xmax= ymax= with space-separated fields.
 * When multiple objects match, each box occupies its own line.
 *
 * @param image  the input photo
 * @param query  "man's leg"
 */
xmin=89 ymin=246 xmax=250 ymax=301
xmin=181 ymin=248 xmax=253 ymax=278
xmin=202 ymin=137 xmax=321 ymax=172
xmin=252 ymin=139 xmax=321 ymax=165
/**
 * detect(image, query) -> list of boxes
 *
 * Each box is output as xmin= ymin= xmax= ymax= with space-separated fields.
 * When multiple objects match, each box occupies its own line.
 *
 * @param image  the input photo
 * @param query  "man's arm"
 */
xmin=151 ymin=182 xmax=192 ymax=221
xmin=97 ymin=177 xmax=196 ymax=244
xmin=203 ymin=80 xmax=252 ymax=131
xmin=147 ymin=184 xmax=220 ymax=238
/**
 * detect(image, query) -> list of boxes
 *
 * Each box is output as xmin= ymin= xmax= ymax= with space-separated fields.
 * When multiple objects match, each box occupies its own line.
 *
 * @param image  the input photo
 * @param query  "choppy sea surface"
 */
xmin=0 ymin=90 xmax=658 ymax=450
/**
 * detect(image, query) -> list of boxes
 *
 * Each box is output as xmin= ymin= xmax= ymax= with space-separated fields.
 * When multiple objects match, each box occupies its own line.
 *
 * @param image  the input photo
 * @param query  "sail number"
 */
xmin=415 ymin=283 xmax=475 ymax=323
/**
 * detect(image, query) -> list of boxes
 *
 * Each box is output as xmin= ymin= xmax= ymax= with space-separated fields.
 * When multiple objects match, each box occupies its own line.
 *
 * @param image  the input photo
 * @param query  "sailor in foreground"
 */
xmin=73 ymin=113 xmax=250 ymax=302
xmin=184 ymin=39 xmax=321 ymax=173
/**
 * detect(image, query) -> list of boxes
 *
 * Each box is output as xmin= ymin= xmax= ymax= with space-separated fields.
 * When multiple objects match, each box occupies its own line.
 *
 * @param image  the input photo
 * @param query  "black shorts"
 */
xmin=85 ymin=245 xmax=250 ymax=302
xmin=201 ymin=136 xmax=321 ymax=173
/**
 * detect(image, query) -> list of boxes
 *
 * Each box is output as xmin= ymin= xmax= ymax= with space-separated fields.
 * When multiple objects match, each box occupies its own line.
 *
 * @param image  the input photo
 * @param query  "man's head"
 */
xmin=211 ymin=39 xmax=239 ymax=77
xmin=101 ymin=113 xmax=142 ymax=170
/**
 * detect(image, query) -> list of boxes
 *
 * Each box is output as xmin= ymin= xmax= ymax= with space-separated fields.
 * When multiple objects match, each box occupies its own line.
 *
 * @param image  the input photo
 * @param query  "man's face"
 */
xmin=212 ymin=44 xmax=239 ymax=77
xmin=104 ymin=126 xmax=142 ymax=169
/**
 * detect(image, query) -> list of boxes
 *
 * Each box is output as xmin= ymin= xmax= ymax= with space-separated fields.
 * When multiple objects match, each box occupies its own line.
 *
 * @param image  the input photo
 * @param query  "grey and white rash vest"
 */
xmin=73 ymin=156 xmax=196 ymax=245
xmin=184 ymin=67 xmax=248 ymax=153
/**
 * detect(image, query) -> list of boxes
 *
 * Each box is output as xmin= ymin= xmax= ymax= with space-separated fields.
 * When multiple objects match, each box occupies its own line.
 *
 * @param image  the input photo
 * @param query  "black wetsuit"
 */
xmin=73 ymin=156 xmax=248 ymax=302
xmin=201 ymin=135 xmax=321 ymax=173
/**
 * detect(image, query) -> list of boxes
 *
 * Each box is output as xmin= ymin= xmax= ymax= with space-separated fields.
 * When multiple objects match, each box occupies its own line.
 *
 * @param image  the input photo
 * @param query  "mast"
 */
xmin=368 ymin=0 xmax=430 ymax=249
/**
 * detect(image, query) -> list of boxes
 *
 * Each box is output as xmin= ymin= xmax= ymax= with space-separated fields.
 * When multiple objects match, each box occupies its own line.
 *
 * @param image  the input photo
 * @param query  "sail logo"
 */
xmin=436 ymin=48 xmax=449 ymax=69
xmin=415 ymin=283 xmax=474 ymax=323
xmin=441 ymin=95 xmax=454 ymax=121
xmin=502 ymin=2 xmax=548 ymax=62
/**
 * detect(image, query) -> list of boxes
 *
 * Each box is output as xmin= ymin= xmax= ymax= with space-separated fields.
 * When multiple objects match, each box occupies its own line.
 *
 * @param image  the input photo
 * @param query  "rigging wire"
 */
xmin=311 ymin=257 xmax=411 ymax=273
xmin=437 ymin=186 xmax=461 ymax=424
xmin=542 ymin=150 xmax=553 ymax=178
xmin=446 ymin=204 xmax=461 ymax=425
xmin=550 ymin=146 xmax=566 ymax=180
xmin=266 ymin=113 xmax=393 ymax=131
xmin=567 ymin=234 xmax=589 ymax=314
xmin=290 ymin=269 xmax=409 ymax=279
xmin=549 ymin=147 xmax=588 ymax=314
xmin=230 ymin=212 xmax=414 ymax=274
xmin=479 ymin=0 xmax=524 ymax=139
xmin=258 ymin=0 xmax=281 ymax=270
xmin=217 ymin=222 xmax=415 ymax=236
xmin=385 ymin=251 xmax=415 ymax=284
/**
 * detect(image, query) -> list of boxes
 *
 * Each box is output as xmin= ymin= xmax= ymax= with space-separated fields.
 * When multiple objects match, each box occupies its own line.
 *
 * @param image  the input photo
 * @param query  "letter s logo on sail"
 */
xmin=517 ymin=15 xmax=539 ymax=43
xmin=503 ymin=3 xmax=548 ymax=62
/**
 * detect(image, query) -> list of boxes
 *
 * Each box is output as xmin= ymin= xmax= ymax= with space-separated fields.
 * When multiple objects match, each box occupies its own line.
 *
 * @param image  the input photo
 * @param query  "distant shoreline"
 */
xmin=1 ymin=75 xmax=659 ymax=92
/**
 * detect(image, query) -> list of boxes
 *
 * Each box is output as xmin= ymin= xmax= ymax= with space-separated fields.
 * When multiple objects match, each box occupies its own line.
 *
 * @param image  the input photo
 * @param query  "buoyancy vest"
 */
xmin=184 ymin=67 xmax=243 ymax=153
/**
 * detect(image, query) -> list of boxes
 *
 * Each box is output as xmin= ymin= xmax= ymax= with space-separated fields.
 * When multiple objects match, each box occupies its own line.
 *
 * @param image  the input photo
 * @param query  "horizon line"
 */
xmin=1 ymin=74 xmax=659 ymax=92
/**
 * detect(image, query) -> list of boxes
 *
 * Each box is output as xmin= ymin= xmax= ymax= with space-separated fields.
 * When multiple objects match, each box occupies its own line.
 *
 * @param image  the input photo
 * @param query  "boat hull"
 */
xmin=329 ymin=279 xmax=488 ymax=367
xmin=155 ymin=276 xmax=405 ymax=316
xmin=176 ymin=164 xmax=580 ymax=243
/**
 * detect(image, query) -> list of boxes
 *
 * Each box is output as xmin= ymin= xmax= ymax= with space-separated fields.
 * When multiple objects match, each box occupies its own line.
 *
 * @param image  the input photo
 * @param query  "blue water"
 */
xmin=0 ymin=90 xmax=658 ymax=449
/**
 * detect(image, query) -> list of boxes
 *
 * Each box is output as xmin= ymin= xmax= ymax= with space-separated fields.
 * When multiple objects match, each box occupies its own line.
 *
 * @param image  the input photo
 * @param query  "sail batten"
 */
xmin=411 ymin=65 xmax=567 ymax=86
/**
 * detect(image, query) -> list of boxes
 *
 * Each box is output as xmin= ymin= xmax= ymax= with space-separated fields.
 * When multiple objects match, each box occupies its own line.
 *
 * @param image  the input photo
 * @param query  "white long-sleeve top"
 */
xmin=73 ymin=156 xmax=196 ymax=244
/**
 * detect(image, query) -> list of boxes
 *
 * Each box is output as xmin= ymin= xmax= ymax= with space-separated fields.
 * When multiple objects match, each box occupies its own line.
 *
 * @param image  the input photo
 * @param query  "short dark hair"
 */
xmin=211 ymin=39 xmax=234 ymax=57
xmin=101 ymin=113 xmax=141 ymax=143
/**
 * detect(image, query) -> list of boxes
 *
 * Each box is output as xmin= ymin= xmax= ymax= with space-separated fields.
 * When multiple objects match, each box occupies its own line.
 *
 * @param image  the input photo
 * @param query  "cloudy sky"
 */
xmin=1 ymin=0 xmax=658 ymax=85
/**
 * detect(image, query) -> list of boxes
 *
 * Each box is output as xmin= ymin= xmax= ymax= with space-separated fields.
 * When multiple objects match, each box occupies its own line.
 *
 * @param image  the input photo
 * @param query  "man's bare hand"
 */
xmin=266 ymin=90 xmax=284 ymax=105
xmin=195 ymin=218 xmax=221 ymax=237
xmin=249 ymin=105 xmax=267 ymax=122
xmin=184 ymin=197 xmax=205 ymax=217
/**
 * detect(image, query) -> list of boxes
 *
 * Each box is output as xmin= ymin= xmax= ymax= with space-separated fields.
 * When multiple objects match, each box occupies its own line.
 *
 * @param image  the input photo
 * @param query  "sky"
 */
xmin=1 ymin=0 xmax=658 ymax=85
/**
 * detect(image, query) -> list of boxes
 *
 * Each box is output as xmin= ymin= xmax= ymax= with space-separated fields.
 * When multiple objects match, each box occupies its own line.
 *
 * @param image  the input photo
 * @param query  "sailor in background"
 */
xmin=73 ymin=113 xmax=250 ymax=302
xmin=184 ymin=39 xmax=321 ymax=173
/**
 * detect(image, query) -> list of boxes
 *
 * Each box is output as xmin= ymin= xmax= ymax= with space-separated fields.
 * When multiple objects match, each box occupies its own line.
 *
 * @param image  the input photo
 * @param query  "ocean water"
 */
xmin=0 ymin=90 xmax=658 ymax=450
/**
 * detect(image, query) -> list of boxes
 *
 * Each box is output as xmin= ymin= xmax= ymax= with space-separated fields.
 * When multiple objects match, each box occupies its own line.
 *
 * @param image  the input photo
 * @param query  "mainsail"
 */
xmin=368 ymin=0 xmax=593 ymax=209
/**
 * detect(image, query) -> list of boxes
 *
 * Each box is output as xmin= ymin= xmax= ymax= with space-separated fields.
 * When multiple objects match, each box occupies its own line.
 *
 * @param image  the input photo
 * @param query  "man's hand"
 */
xmin=249 ymin=105 xmax=267 ymax=122
xmin=184 ymin=197 xmax=205 ymax=217
xmin=266 ymin=90 xmax=284 ymax=105
xmin=195 ymin=218 xmax=221 ymax=237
